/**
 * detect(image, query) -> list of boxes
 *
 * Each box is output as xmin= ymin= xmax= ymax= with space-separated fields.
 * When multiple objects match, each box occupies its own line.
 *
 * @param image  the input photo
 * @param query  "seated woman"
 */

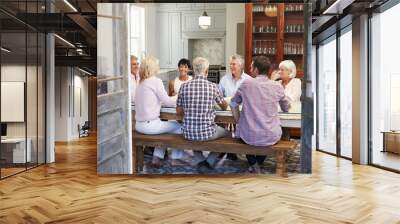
xmin=134 ymin=56 xmax=186 ymax=167
xmin=278 ymin=60 xmax=302 ymax=113
xmin=169 ymin=58 xmax=192 ymax=97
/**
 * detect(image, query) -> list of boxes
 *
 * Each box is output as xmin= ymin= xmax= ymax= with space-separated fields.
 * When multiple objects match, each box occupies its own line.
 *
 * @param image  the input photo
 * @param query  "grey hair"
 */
xmin=192 ymin=57 xmax=209 ymax=76
xmin=229 ymin=54 xmax=244 ymax=69
xmin=131 ymin=55 xmax=138 ymax=61
xmin=279 ymin=60 xmax=297 ymax=78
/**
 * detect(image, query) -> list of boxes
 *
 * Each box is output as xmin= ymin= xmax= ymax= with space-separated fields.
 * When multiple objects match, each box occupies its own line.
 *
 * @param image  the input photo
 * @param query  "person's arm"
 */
xmin=214 ymin=84 xmax=228 ymax=110
xmin=155 ymin=79 xmax=176 ymax=107
xmin=168 ymin=80 xmax=175 ymax=96
xmin=176 ymin=106 xmax=184 ymax=120
xmin=176 ymin=85 xmax=184 ymax=120
xmin=218 ymin=77 xmax=226 ymax=97
xmin=230 ymin=85 xmax=244 ymax=122
xmin=278 ymin=85 xmax=290 ymax=112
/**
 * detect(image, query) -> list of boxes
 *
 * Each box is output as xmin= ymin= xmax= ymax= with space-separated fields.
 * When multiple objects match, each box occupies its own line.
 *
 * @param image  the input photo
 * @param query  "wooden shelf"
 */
xmin=245 ymin=3 xmax=304 ymax=78
xmin=253 ymin=32 xmax=277 ymax=34
xmin=284 ymin=32 xmax=304 ymax=35
xmin=253 ymin=54 xmax=276 ymax=57
xmin=284 ymin=11 xmax=304 ymax=14
xmin=284 ymin=54 xmax=303 ymax=57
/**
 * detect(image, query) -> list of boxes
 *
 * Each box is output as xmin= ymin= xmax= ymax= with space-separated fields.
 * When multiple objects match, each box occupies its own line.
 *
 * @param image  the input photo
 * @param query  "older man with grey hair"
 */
xmin=219 ymin=54 xmax=251 ymax=98
xmin=218 ymin=54 xmax=251 ymax=161
xmin=177 ymin=57 xmax=229 ymax=173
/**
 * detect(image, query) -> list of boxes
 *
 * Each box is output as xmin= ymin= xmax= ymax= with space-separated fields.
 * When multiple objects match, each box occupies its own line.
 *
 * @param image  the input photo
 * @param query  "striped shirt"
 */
xmin=177 ymin=75 xmax=225 ymax=141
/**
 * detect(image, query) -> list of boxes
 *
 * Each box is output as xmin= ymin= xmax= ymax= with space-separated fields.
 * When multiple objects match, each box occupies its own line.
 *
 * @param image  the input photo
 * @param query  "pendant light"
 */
xmin=265 ymin=5 xmax=277 ymax=17
xmin=199 ymin=4 xmax=211 ymax=29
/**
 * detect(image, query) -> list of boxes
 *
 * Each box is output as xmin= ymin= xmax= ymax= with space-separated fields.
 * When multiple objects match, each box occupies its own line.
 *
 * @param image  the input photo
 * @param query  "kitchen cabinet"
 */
xmin=158 ymin=12 xmax=183 ymax=69
xmin=245 ymin=3 xmax=304 ymax=78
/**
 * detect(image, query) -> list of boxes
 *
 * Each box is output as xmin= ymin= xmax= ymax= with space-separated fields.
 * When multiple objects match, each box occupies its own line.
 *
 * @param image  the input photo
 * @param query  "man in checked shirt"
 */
xmin=176 ymin=57 xmax=230 ymax=173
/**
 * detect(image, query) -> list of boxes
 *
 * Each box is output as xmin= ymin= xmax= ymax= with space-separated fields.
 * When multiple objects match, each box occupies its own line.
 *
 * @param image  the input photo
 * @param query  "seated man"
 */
xmin=176 ymin=57 xmax=229 ymax=173
xmin=230 ymin=56 xmax=290 ymax=173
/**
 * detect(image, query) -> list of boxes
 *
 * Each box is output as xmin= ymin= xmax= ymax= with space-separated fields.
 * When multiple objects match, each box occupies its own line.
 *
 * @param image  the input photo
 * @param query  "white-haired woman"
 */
xmin=278 ymin=60 xmax=302 ymax=112
xmin=135 ymin=56 xmax=186 ymax=167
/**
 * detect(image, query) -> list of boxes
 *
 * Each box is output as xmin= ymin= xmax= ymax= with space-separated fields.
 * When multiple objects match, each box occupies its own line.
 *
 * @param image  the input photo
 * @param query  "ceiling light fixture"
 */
xmin=1 ymin=47 xmax=11 ymax=53
xmin=54 ymin=34 xmax=75 ymax=48
xmin=63 ymin=0 xmax=78 ymax=12
xmin=199 ymin=11 xmax=211 ymax=29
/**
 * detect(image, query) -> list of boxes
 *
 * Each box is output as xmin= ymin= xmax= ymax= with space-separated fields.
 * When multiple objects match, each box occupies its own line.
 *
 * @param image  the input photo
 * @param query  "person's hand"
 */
xmin=271 ymin=70 xmax=280 ymax=81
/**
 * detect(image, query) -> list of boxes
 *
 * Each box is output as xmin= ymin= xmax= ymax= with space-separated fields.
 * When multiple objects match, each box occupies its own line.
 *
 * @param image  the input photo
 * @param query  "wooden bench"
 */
xmin=132 ymin=131 xmax=298 ymax=177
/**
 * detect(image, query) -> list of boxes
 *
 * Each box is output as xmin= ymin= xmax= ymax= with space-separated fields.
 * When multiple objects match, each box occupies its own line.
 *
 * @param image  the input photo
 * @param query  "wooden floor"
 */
xmin=1 ymin=135 xmax=400 ymax=223
xmin=372 ymin=150 xmax=400 ymax=171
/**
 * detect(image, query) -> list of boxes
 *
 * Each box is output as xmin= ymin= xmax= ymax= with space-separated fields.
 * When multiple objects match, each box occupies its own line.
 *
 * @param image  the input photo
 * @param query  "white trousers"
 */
xmin=135 ymin=119 xmax=184 ymax=159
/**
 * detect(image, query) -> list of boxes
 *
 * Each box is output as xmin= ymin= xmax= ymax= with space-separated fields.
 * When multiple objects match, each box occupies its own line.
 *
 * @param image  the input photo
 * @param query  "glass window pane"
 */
xmin=27 ymin=31 xmax=38 ymax=168
xmin=318 ymin=37 xmax=337 ymax=154
xmin=340 ymin=29 xmax=352 ymax=158
xmin=38 ymin=33 xmax=46 ymax=165
xmin=371 ymin=3 xmax=400 ymax=171
xmin=1 ymin=30 xmax=28 ymax=177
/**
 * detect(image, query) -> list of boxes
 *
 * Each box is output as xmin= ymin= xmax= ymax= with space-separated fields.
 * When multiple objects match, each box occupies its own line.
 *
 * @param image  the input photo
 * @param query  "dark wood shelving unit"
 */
xmin=245 ymin=3 xmax=304 ymax=78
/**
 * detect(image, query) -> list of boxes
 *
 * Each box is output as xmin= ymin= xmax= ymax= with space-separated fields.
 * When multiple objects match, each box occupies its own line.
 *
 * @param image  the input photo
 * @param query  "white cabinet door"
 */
xmin=182 ymin=12 xmax=200 ymax=32
xmin=170 ymin=12 xmax=183 ymax=67
xmin=158 ymin=12 xmax=170 ymax=68
xmin=158 ymin=12 xmax=182 ymax=69
xmin=211 ymin=12 xmax=226 ymax=31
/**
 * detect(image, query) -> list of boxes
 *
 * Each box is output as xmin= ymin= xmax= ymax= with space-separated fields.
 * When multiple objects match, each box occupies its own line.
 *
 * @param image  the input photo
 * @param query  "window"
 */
xmin=370 ymin=3 xmax=400 ymax=171
xmin=130 ymin=5 xmax=145 ymax=60
xmin=317 ymin=36 xmax=337 ymax=155
xmin=339 ymin=28 xmax=352 ymax=158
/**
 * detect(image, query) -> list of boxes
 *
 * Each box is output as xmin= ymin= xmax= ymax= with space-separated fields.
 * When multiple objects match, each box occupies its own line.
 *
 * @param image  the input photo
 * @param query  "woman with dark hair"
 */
xmin=169 ymin=58 xmax=193 ymax=96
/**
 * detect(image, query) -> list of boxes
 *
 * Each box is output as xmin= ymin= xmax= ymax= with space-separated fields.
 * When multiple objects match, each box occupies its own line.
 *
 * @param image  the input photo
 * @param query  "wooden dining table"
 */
xmin=131 ymin=105 xmax=301 ymax=128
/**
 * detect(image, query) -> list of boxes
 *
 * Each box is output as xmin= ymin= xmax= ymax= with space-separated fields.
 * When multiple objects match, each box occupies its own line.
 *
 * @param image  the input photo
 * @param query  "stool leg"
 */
xmin=275 ymin=151 xmax=288 ymax=177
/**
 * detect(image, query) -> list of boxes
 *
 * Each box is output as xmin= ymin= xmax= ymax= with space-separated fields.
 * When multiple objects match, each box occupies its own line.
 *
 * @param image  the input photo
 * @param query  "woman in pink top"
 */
xmin=134 ymin=56 xmax=186 ymax=167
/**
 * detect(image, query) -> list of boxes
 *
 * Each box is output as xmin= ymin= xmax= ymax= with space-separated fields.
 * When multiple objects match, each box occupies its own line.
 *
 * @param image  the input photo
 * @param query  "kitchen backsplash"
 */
xmin=191 ymin=38 xmax=224 ymax=65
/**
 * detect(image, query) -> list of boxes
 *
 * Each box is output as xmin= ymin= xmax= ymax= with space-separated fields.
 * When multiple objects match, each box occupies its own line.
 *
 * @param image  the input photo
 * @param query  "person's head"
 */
xmin=192 ymin=57 xmax=209 ymax=77
xmin=251 ymin=56 xmax=271 ymax=78
xmin=177 ymin=58 xmax=191 ymax=77
xmin=279 ymin=60 xmax=296 ymax=81
xmin=229 ymin=54 xmax=244 ymax=76
xmin=131 ymin=55 xmax=139 ymax=75
xmin=139 ymin=56 xmax=159 ymax=81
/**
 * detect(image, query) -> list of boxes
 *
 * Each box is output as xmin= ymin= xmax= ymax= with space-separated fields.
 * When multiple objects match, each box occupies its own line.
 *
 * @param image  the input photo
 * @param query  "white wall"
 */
xmin=225 ymin=3 xmax=245 ymax=70
xmin=144 ymin=3 xmax=159 ymax=58
xmin=55 ymin=67 xmax=89 ymax=141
